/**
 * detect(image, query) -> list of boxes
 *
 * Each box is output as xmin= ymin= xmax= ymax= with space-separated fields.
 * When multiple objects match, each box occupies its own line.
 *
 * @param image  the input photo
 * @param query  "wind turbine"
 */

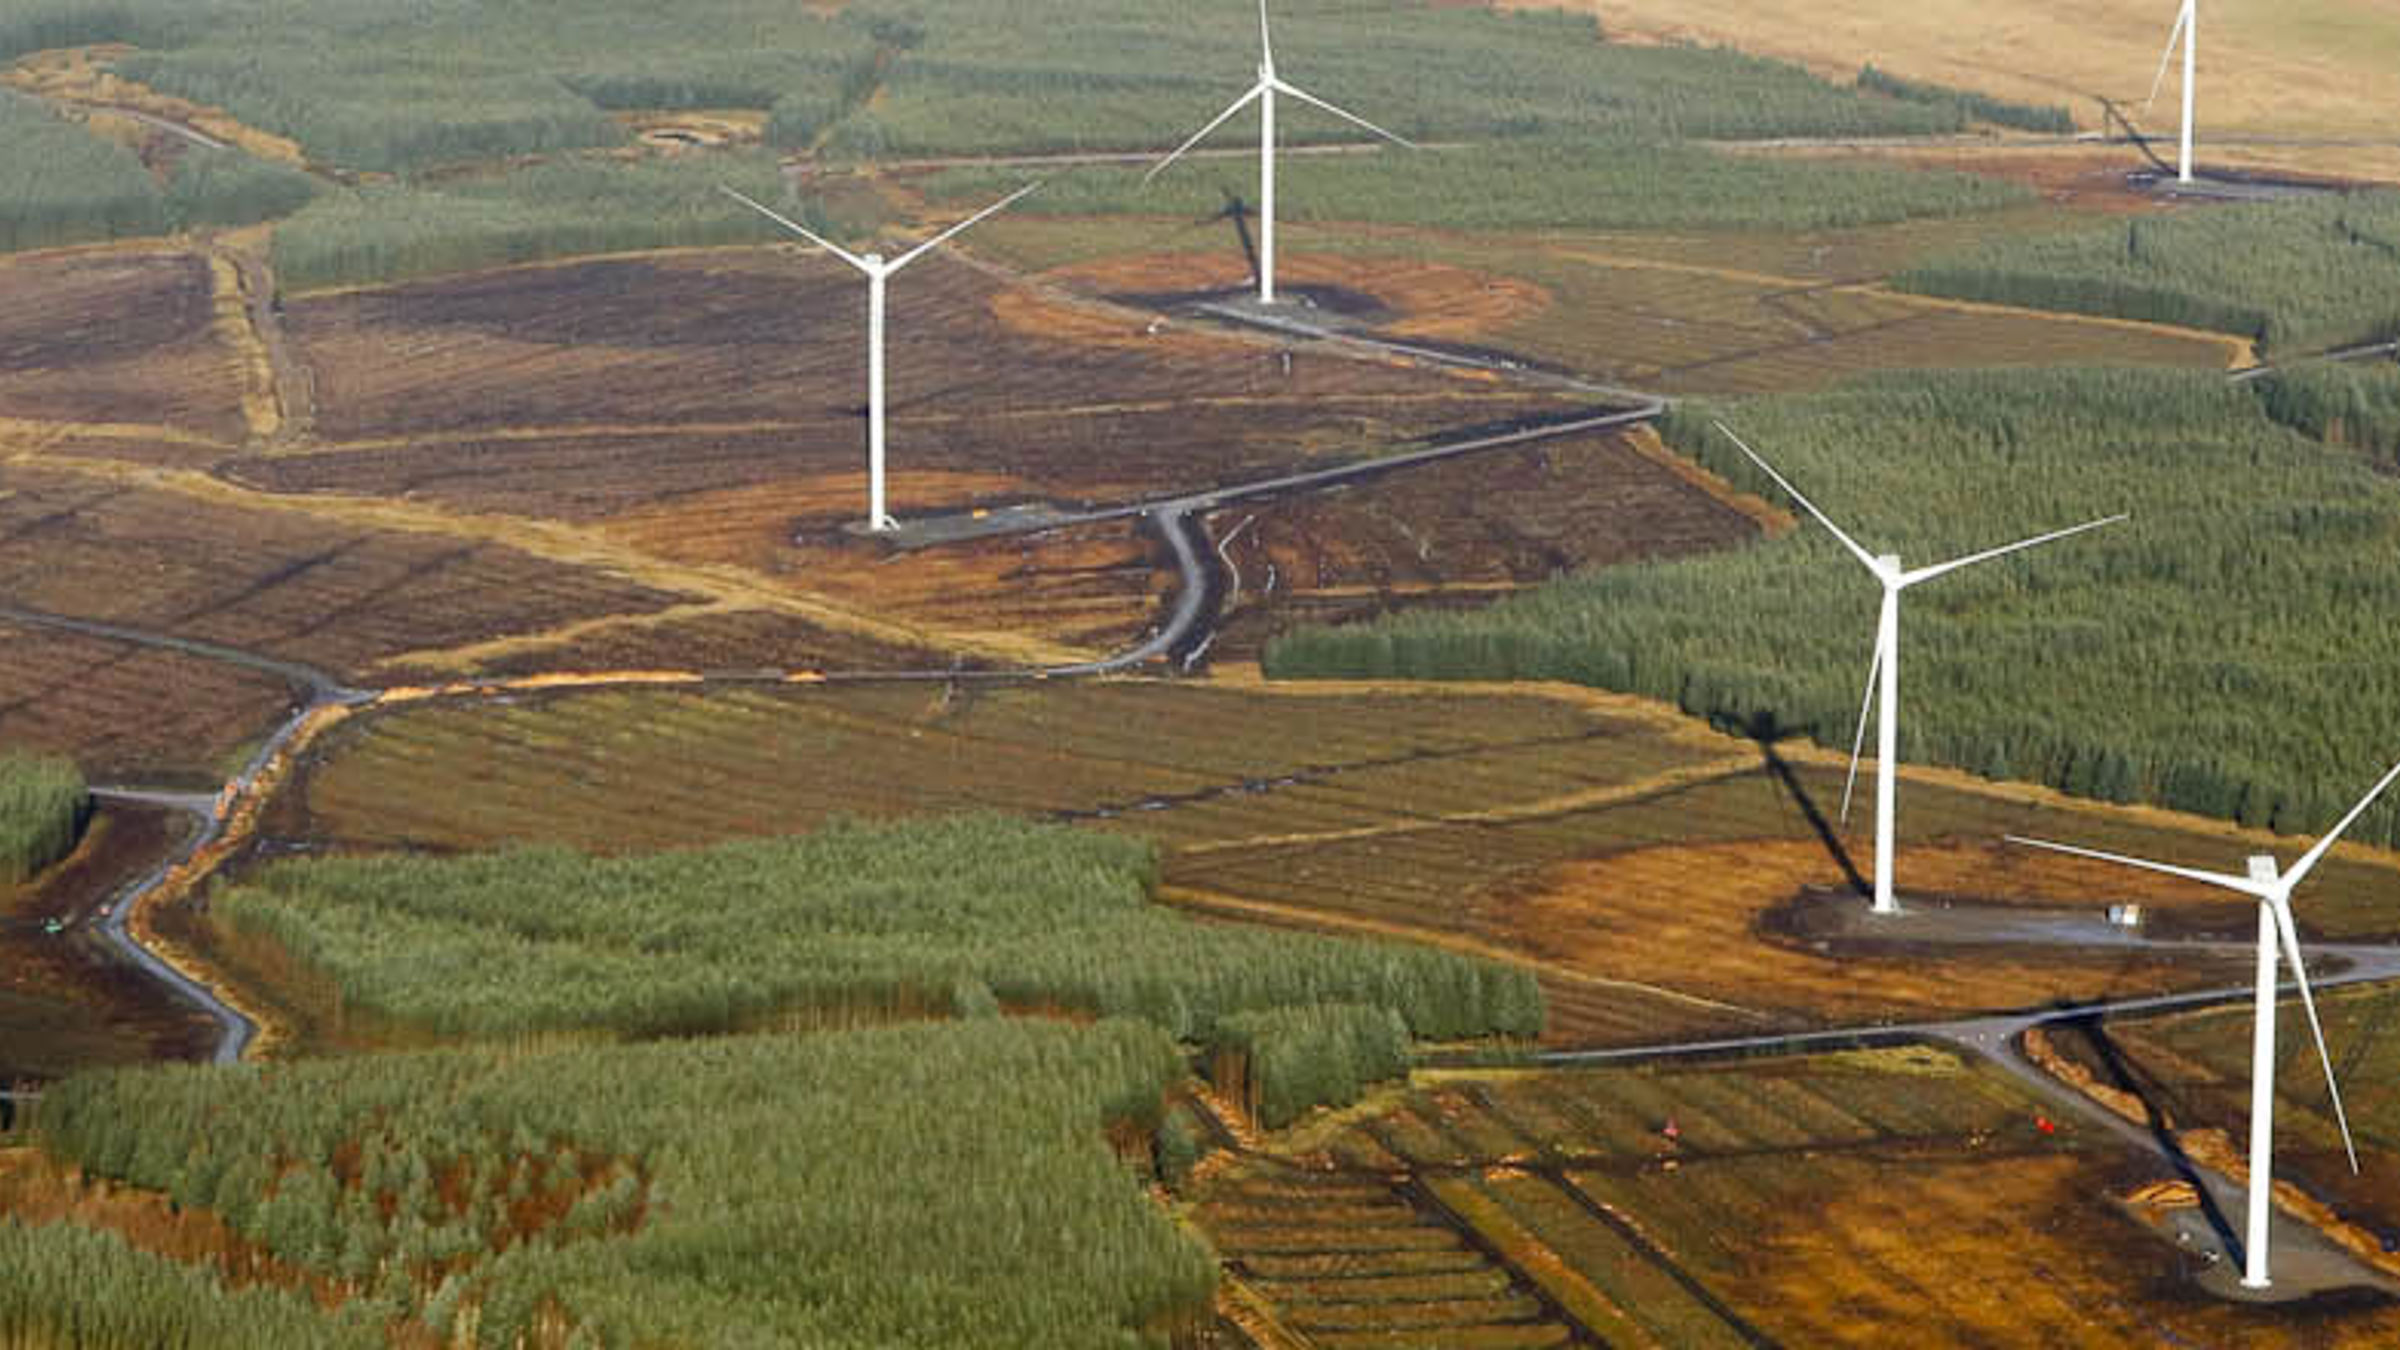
xmin=1717 ymin=422 xmax=2124 ymax=916
xmin=1145 ymin=0 xmax=1414 ymax=306
xmin=2146 ymin=0 xmax=2198 ymax=184
xmin=720 ymin=182 xmax=1038 ymax=532
xmin=2008 ymin=754 xmax=2400 ymax=1288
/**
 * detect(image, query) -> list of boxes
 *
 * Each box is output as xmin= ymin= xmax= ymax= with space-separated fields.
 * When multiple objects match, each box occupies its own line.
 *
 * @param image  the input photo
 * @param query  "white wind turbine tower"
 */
xmin=720 ymin=182 xmax=1038 ymax=532
xmin=1717 ymin=422 xmax=2124 ymax=916
xmin=1145 ymin=0 xmax=1414 ymax=305
xmin=2009 ymin=754 xmax=2400 ymax=1289
xmin=2147 ymin=0 xmax=2199 ymax=184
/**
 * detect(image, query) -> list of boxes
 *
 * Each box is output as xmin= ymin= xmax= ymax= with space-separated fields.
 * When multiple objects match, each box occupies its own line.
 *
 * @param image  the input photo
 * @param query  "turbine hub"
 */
xmin=2247 ymin=855 xmax=2280 ymax=884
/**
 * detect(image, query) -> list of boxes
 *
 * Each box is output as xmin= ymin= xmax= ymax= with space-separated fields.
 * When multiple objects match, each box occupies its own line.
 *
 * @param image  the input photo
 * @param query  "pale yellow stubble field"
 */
xmin=1540 ymin=0 xmax=2400 ymax=178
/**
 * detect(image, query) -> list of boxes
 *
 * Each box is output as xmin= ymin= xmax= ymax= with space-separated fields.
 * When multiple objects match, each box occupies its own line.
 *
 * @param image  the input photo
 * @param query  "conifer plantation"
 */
xmin=0 ymin=752 xmax=86 ymax=886
xmin=22 ymin=1020 xmax=1216 ymax=1347
xmin=1269 ymin=367 xmax=2400 ymax=844
xmin=210 ymin=815 xmax=1541 ymax=1043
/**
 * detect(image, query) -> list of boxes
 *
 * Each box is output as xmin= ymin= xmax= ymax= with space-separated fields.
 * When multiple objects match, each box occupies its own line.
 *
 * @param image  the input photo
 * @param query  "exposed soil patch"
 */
xmin=1035 ymin=249 xmax=1554 ymax=344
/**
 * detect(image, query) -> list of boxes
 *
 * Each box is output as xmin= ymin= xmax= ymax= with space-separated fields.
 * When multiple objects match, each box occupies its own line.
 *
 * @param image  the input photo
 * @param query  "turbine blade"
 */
xmin=1258 ymin=0 xmax=1274 ymax=72
xmin=2147 ymin=1 xmax=2191 ymax=112
xmin=1900 ymin=514 xmax=2126 ymax=588
xmin=1712 ymin=421 xmax=1884 ymax=575
xmin=890 ymin=181 xmax=1041 ymax=271
xmin=2283 ymin=754 xmax=2400 ymax=888
xmin=1145 ymin=84 xmax=1266 ymax=184
xmin=2004 ymin=836 xmax=2275 ymax=898
xmin=2270 ymin=894 xmax=2361 ymax=1173
xmin=1271 ymin=79 xmax=1417 ymax=148
xmin=718 ymin=185 xmax=871 ymax=273
xmin=1840 ymin=635 xmax=1884 ymax=825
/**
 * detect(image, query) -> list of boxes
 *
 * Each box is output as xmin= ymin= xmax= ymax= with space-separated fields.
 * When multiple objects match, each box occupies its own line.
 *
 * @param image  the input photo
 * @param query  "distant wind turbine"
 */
xmin=2008 ymin=754 xmax=2400 ymax=1288
xmin=1145 ymin=0 xmax=1414 ymax=305
xmin=1718 ymin=422 xmax=2124 ymax=915
xmin=720 ymin=182 xmax=1038 ymax=532
xmin=2146 ymin=0 xmax=2198 ymax=184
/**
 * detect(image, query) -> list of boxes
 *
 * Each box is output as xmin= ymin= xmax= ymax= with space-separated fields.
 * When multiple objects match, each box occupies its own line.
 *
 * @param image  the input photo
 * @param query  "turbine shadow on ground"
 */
xmin=1224 ymin=193 xmax=1260 ymax=289
xmin=2068 ymin=1012 xmax=2248 ymax=1266
xmin=1747 ymin=715 xmax=1869 ymax=899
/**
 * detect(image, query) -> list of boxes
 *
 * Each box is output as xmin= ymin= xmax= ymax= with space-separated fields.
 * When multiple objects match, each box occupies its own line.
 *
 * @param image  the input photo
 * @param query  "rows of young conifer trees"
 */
xmin=212 ymin=815 xmax=1541 ymax=1044
xmin=1897 ymin=190 xmax=2400 ymax=354
xmin=0 ymin=92 xmax=317 ymax=252
xmin=3 ymin=0 xmax=1976 ymax=177
xmin=2256 ymin=361 xmax=2400 ymax=470
xmin=266 ymin=153 xmax=793 ymax=290
xmin=1210 ymin=1003 xmax=1411 ymax=1128
xmin=0 ymin=752 xmax=86 ymax=886
xmin=926 ymin=134 xmax=2033 ymax=235
xmin=1267 ymin=367 xmax=2400 ymax=846
xmin=1855 ymin=64 xmax=2075 ymax=134
xmin=28 ymin=1019 xmax=1217 ymax=1347
xmin=0 ymin=1218 xmax=384 ymax=1348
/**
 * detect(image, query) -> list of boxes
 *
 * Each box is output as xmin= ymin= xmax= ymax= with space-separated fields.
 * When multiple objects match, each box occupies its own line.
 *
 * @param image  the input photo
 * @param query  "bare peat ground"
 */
xmin=0 ymin=617 xmax=298 ymax=785
xmin=0 ymin=248 xmax=250 ymax=445
xmin=1207 ymin=426 xmax=1769 ymax=658
xmin=0 ymin=465 xmax=693 ymax=683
